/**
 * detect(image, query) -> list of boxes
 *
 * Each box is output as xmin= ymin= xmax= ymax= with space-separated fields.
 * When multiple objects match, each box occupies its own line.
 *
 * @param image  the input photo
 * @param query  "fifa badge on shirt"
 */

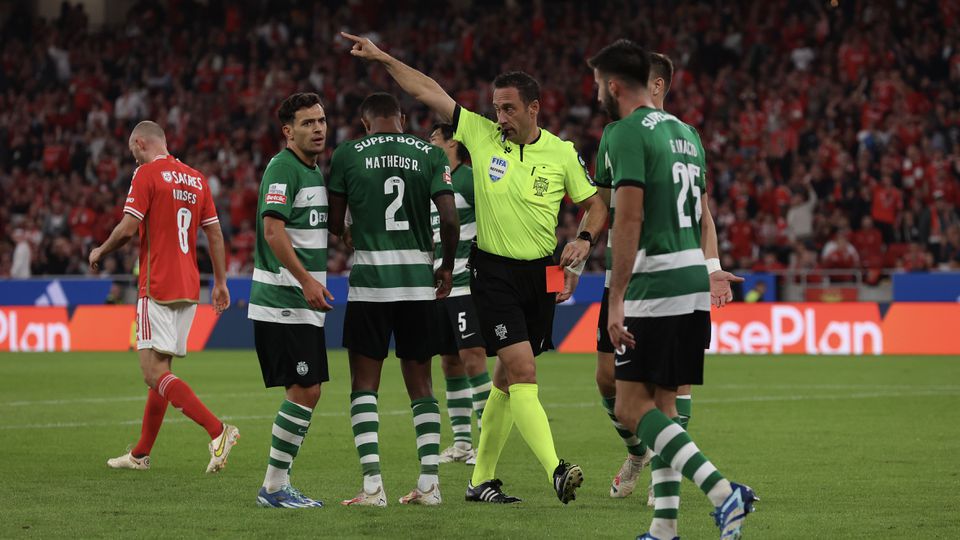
xmin=489 ymin=157 xmax=508 ymax=182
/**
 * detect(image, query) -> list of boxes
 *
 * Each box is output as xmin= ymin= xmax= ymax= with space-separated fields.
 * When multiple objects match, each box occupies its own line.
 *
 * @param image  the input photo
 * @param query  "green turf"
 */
xmin=1 ymin=352 xmax=959 ymax=538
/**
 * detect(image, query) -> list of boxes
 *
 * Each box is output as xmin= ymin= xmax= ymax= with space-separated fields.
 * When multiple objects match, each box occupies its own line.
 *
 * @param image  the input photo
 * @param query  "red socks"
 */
xmin=132 ymin=387 xmax=168 ymax=457
xmin=157 ymin=372 xmax=223 ymax=439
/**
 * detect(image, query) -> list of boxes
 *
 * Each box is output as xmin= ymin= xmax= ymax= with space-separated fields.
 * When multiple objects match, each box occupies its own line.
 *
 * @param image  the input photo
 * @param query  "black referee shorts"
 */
xmin=614 ymin=310 xmax=712 ymax=387
xmin=470 ymin=249 xmax=555 ymax=358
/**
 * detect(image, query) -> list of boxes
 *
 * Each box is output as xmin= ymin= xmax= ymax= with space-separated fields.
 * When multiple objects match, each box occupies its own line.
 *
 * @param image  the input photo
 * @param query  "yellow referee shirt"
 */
xmin=453 ymin=106 xmax=597 ymax=260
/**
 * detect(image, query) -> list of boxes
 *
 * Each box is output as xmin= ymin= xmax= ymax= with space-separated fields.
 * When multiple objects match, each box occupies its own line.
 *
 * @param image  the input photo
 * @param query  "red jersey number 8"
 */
xmin=177 ymin=208 xmax=192 ymax=254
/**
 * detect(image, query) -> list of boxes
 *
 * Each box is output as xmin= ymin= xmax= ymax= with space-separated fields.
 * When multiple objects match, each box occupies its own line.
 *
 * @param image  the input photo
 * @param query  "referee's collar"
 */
xmin=520 ymin=127 xmax=542 ymax=147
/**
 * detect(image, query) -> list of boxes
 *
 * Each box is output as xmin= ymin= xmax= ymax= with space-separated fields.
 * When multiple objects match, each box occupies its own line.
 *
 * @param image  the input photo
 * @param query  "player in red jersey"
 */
xmin=89 ymin=121 xmax=239 ymax=474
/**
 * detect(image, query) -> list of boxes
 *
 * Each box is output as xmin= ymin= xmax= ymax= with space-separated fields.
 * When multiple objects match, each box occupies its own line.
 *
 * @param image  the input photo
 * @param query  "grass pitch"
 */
xmin=1 ymin=351 xmax=959 ymax=538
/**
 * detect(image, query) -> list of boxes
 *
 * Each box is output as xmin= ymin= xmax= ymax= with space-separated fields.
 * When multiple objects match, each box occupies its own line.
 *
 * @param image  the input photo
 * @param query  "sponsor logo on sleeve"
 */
xmin=265 ymin=183 xmax=287 ymax=205
xmin=443 ymin=165 xmax=452 ymax=185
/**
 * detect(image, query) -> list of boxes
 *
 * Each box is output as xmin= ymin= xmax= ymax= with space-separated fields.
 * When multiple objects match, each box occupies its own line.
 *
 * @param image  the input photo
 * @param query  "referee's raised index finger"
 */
xmin=340 ymin=31 xmax=362 ymax=42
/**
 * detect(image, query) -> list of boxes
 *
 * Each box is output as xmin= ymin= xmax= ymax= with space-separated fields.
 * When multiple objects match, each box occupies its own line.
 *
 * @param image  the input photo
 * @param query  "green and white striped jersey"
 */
xmin=328 ymin=133 xmax=453 ymax=302
xmin=430 ymin=164 xmax=475 ymax=297
xmin=602 ymin=108 xmax=710 ymax=317
xmin=248 ymin=149 xmax=328 ymax=327
xmin=593 ymin=121 xmax=617 ymax=289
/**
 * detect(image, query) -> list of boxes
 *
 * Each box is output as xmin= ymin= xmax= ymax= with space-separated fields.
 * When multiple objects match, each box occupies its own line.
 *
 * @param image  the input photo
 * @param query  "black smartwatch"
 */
xmin=577 ymin=231 xmax=595 ymax=246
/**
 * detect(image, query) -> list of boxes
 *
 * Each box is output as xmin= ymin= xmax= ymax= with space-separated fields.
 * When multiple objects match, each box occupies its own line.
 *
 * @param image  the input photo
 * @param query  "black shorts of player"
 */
xmin=435 ymin=294 xmax=487 ymax=356
xmin=597 ymin=287 xmax=615 ymax=354
xmin=254 ymin=321 xmax=330 ymax=388
xmin=614 ymin=311 xmax=712 ymax=387
xmin=470 ymin=249 xmax=555 ymax=358
xmin=343 ymin=301 xmax=435 ymax=361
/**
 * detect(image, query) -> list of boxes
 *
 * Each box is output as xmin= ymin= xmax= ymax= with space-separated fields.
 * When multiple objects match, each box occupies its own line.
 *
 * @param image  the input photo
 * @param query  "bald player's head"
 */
xmin=128 ymin=121 xmax=168 ymax=165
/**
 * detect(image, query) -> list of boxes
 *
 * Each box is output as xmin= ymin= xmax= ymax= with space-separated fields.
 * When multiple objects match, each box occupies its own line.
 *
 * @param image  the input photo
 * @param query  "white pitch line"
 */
xmin=4 ymin=384 xmax=958 ymax=408
xmin=1 ymin=389 xmax=959 ymax=431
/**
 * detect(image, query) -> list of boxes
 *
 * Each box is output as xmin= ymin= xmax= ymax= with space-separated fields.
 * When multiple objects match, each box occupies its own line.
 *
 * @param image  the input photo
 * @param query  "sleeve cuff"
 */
xmin=261 ymin=210 xmax=289 ymax=222
xmin=614 ymin=180 xmax=645 ymax=190
xmin=431 ymin=189 xmax=455 ymax=201
xmin=571 ymin=187 xmax=598 ymax=204
xmin=451 ymin=105 xmax=462 ymax=132
xmin=200 ymin=216 xmax=220 ymax=226
xmin=123 ymin=207 xmax=145 ymax=220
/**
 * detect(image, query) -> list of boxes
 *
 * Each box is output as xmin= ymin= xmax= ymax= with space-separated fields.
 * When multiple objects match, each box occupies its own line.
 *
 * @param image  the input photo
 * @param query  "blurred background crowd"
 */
xmin=1 ymin=0 xmax=958 ymax=283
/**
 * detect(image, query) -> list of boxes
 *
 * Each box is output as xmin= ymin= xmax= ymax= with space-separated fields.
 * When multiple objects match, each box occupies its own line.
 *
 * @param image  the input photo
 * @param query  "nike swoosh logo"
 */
xmin=614 ymin=359 xmax=631 ymax=367
xmin=306 ymin=194 xmax=316 ymax=201
xmin=214 ymin=430 xmax=227 ymax=457
xmin=461 ymin=332 xmax=476 ymax=339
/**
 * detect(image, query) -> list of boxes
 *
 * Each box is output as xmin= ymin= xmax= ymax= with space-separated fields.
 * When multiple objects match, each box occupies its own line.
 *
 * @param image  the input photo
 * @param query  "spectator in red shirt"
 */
xmin=728 ymin=208 xmax=755 ymax=261
xmin=851 ymin=216 xmax=884 ymax=268
xmin=871 ymin=174 xmax=902 ymax=242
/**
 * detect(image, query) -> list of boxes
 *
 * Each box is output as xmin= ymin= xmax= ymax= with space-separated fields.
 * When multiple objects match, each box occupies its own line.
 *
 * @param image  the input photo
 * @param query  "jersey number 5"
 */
xmin=672 ymin=162 xmax=703 ymax=229
xmin=384 ymin=176 xmax=410 ymax=231
xmin=177 ymin=208 xmax=192 ymax=254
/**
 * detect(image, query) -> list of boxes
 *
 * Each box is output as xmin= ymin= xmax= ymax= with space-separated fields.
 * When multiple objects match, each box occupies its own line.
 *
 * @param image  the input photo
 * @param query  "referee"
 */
xmin=343 ymin=32 xmax=607 ymax=505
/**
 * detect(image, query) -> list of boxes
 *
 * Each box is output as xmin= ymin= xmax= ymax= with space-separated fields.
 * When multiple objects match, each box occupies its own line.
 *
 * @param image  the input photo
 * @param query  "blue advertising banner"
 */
xmin=0 ymin=279 xmax=114 ymax=306
xmin=892 ymin=273 xmax=960 ymax=302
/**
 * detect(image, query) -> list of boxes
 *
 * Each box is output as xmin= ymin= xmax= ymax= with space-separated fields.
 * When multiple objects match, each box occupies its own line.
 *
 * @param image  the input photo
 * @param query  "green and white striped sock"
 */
xmin=350 ymin=391 xmax=382 ymax=492
xmin=445 ymin=376 xmax=473 ymax=448
xmin=602 ymin=395 xmax=647 ymax=457
xmin=637 ymin=408 xmax=732 ymax=507
xmin=263 ymin=400 xmax=312 ymax=492
xmin=469 ymin=372 xmax=492 ymax=432
xmin=412 ymin=397 xmax=441 ymax=491
xmin=676 ymin=394 xmax=692 ymax=431
xmin=649 ymin=417 xmax=683 ymax=540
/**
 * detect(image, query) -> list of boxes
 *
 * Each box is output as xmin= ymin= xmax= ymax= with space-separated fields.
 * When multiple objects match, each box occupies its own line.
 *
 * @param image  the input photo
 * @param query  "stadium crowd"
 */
xmin=1 ymin=0 xmax=959 ymax=280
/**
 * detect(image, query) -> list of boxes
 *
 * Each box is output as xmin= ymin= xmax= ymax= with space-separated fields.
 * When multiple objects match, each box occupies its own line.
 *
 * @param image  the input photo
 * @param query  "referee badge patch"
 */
xmin=489 ymin=157 xmax=508 ymax=182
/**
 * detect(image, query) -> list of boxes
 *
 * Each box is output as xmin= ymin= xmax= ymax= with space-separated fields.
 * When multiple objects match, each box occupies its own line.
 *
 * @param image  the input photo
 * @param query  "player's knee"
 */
xmin=143 ymin=373 xmax=159 ymax=389
xmin=288 ymin=384 xmax=321 ymax=408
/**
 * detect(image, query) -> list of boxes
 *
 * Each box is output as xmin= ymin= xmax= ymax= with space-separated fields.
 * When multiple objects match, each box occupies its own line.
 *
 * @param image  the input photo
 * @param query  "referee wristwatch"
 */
xmin=577 ymin=231 xmax=595 ymax=246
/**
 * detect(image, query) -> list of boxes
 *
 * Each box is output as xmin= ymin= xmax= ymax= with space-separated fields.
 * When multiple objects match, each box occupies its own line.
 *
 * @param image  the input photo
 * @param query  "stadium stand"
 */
xmin=0 ymin=0 xmax=958 ymax=279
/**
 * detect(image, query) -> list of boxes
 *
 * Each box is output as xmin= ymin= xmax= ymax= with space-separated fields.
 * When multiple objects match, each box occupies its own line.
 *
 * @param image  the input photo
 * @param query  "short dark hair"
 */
xmin=277 ymin=93 xmax=323 ymax=125
xmin=587 ymin=39 xmax=650 ymax=87
xmin=649 ymin=52 xmax=674 ymax=93
xmin=492 ymin=71 xmax=540 ymax=105
xmin=431 ymin=123 xmax=470 ymax=163
xmin=359 ymin=92 xmax=401 ymax=120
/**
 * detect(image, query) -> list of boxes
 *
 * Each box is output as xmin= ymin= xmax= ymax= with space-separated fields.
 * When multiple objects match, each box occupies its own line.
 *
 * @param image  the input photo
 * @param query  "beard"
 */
xmin=600 ymin=88 xmax=620 ymax=120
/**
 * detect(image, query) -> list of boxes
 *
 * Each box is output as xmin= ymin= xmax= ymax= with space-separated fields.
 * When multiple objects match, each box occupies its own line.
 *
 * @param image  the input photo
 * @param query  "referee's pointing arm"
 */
xmin=342 ymin=32 xmax=456 ymax=122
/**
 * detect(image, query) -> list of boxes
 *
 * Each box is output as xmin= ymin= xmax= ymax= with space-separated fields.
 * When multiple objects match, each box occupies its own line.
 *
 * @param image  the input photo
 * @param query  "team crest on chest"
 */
xmin=533 ymin=176 xmax=549 ymax=196
xmin=489 ymin=157 xmax=508 ymax=182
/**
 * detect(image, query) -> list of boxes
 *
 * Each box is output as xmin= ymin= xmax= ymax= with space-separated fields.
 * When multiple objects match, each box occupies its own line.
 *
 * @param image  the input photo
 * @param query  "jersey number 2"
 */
xmin=384 ymin=176 xmax=410 ymax=231
xmin=177 ymin=208 xmax=192 ymax=254
xmin=672 ymin=162 xmax=703 ymax=229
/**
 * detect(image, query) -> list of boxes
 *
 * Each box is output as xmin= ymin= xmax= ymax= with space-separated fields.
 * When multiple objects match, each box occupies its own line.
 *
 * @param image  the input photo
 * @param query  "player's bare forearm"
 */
xmin=609 ymin=187 xmax=644 ymax=303
xmin=700 ymin=197 xmax=719 ymax=260
xmin=434 ymin=193 xmax=459 ymax=270
xmin=97 ymin=214 xmax=139 ymax=256
xmin=327 ymin=193 xmax=346 ymax=238
xmin=203 ymin=222 xmax=227 ymax=284
xmin=341 ymin=32 xmax=455 ymax=121
xmin=576 ymin=193 xmax=608 ymax=239
xmin=597 ymin=187 xmax=611 ymax=208
xmin=263 ymin=216 xmax=314 ymax=286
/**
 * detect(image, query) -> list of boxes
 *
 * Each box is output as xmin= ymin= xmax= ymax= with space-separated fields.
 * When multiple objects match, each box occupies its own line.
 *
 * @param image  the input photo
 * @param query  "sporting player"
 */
xmin=592 ymin=40 xmax=755 ymax=540
xmin=342 ymin=32 xmax=607 ymax=505
xmin=327 ymin=93 xmax=459 ymax=507
xmin=428 ymin=123 xmax=491 ymax=466
xmin=600 ymin=53 xmax=720 ymax=503
xmin=249 ymin=93 xmax=334 ymax=509
xmin=92 ymin=120 xmax=238 ymax=474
